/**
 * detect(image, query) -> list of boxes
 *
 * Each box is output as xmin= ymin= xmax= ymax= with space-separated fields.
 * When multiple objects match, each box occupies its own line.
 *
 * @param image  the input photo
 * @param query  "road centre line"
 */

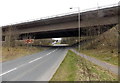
xmin=0 ymin=49 xmax=58 ymax=77
xmin=28 ymin=57 xmax=42 ymax=63
xmin=29 ymin=49 xmax=57 ymax=63
xmin=0 ymin=68 xmax=17 ymax=77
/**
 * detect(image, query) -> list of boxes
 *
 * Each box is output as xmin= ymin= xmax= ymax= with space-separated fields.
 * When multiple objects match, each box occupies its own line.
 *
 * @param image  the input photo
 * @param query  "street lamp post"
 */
xmin=70 ymin=7 xmax=80 ymax=51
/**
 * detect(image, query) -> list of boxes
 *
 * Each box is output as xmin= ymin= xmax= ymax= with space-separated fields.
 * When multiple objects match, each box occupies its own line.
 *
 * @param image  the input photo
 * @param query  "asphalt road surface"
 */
xmin=1 ymin=47 xmax=68 ymax=81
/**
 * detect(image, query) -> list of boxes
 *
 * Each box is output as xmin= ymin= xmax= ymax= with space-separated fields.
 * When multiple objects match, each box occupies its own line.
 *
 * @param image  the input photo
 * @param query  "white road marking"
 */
xmin=46 ymin=52 xmax=52 ymax=55
xmin=46 ymin=49 xmax=57 ymax=55
xmin=28 ymin=57 xmax=42 ymax=63
xmin=0 ymin=49 xmax=58 ymax=77
xmin=0 ymin=68 xmax=17 ymax=77
xmin=29 ymin=49 xmax=57 ymax=63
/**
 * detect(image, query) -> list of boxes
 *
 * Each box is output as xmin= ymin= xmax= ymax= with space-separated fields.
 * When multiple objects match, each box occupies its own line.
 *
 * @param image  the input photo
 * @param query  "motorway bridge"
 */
xmin=1 ymin=5 xmax=119 ymax=81
xmin=2 ymin=5 xmax=119 ymax=40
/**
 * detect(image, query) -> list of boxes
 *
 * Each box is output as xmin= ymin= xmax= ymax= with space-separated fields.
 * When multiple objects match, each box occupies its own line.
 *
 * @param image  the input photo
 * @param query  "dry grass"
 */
xmin=80 ymin=49 xmax=118 ymax=66
xmin=1 ymin=46 xmax=45 ymax=62
xmin=80 ymin=25 xmax=118 ymax=66
xmin=51 ymin=50 xmax=118 ymax=81
xmin=82 ymin=25 xmax=118 ymax=50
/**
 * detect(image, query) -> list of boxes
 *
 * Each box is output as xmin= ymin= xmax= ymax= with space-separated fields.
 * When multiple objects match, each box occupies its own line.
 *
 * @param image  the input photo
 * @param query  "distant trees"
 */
xmin=61 ymin=37 xmax=78 ymax=45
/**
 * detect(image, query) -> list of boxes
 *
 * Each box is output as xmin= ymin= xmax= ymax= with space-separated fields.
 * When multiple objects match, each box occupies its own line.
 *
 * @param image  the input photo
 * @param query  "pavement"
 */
xmin=1 ymin=47 xmax=68 ymax=81
xmin=71 ymin=49 xmax=119 ymax=75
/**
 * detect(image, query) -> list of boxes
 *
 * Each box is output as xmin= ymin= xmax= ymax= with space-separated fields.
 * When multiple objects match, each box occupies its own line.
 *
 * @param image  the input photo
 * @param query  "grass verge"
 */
xmin=79 ymin=49 xmax=118 ymax=66
xmin=1 ymin=46 xmax=45 ymax=62
xmin=51 ymin=50 xmax=118 ymax=81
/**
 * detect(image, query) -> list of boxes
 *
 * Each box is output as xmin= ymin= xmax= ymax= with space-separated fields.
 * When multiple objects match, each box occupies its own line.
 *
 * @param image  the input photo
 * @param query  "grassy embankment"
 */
xmin=79 ymin=25 xmax=118 ymax=66
xmin=1 ymin=46 xmax=45 ymax=62
xmin=51 ymin=50 xmax=118 ymax=81
xmin=80 ymin=49 xmax=118 ymax=66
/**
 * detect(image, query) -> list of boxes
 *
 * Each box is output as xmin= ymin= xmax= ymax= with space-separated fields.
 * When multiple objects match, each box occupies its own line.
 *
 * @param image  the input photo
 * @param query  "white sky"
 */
xmin=0 ymin=0 xmax=119 ymax=27
xmin=52 ymin=38 xmax=62 ymax=40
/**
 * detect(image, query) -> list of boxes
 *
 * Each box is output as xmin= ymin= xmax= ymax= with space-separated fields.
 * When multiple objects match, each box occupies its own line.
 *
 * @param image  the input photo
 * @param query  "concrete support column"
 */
xmin=5 ymin=34 xmax=15 ymax=47
xmin=4 ymin=27 xmax=16 ymax=47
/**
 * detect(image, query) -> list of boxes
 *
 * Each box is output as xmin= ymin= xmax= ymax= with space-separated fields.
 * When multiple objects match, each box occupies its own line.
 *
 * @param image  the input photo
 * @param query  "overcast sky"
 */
xmin=0 ymin=0 xmax=119 ymax=27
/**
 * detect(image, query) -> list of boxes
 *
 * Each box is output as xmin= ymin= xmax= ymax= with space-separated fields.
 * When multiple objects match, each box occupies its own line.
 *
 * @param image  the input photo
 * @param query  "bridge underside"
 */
xmin=19 ymin=24 xmax=115 ymax=39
